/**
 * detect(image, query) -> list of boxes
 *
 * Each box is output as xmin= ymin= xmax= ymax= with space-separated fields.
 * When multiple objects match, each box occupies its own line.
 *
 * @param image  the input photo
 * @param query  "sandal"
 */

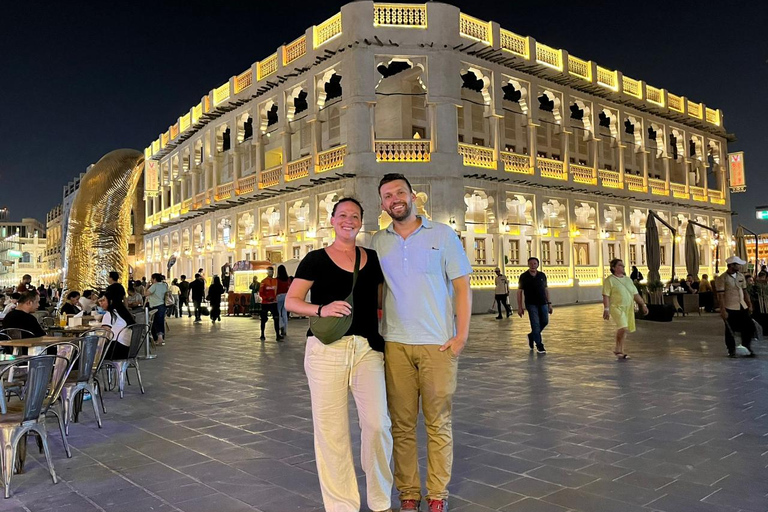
xmin=613 ymin=352 xmax=630 ymax=359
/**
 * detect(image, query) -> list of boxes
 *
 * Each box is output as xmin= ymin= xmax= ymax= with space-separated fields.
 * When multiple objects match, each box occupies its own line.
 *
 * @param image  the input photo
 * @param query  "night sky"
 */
xmin=2 ymin=1 xmax=766 ymax=230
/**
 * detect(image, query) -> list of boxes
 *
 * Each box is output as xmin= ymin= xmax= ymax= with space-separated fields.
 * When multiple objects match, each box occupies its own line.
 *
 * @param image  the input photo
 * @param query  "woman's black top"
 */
xmin=207 ymin=283 xmax=225 ymax=305
xmin=60 ymin=303 xmax=80 ymax=315
xmin=295 ymin=247 xmax=385 ymax=351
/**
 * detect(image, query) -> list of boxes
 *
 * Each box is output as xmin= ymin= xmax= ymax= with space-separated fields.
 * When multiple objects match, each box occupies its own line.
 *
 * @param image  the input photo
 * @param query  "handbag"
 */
xmin=309 ymin=247 xmax=360 ymax=345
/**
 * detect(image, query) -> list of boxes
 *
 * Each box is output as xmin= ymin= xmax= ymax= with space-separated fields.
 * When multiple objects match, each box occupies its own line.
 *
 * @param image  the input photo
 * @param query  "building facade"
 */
xmin=139 ymin=2 xmax=735 ymax=310
xmin=43 ymin=204 xmax=64 ymax=283
xmin=0 ymin=218 xmax=47 ymax=288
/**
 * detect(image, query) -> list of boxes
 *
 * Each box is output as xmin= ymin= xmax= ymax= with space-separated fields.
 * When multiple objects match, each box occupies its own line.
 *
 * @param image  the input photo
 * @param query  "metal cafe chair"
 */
xmin=59 ymin=336 xmax=105 ymax=434
xmin=0 ymin=355 xmax=61 ymax=498
xmin=0 ymin=329 xmax=36 ymax=340
xmin=40 ymin=317 xmax=57 ymax=329
xmin=101 ymin=324 xmax=149 ymax=399
xmin=37 ymin=341 xmax=79 ymax=458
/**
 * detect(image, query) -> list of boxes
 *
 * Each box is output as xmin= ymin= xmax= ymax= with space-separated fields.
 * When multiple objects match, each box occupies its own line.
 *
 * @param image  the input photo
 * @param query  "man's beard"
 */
xmin=387 ymin=201 xmax=412 ymax=221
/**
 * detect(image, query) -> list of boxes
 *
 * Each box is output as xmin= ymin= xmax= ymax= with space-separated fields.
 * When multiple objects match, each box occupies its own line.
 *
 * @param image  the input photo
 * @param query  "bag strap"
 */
xmin=350 ymin=247 xmax=361 ymax=293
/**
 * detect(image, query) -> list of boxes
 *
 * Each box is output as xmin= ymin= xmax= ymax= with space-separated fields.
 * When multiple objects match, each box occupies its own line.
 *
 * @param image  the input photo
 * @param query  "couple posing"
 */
xmin=286 ymin=173 xmax=472 ymax=512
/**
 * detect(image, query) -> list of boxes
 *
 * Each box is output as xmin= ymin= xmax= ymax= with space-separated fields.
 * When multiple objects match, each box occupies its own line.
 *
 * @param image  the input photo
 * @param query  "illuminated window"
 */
xmin=526 ymin=240 xmax=533 ymax=259
xmin=541 ymin=241 xmax=551 ymax=265
xmin=555 ymin=241 xmax=564 ymax=265
xmin=608 ymin=243 xmax=616 ymax=262
xmin=328 ymin=107 xmax=341 ymax=140
xmin=293 ymin=246 xmax=301 ymax=259
xmin=474 ymin=238 xmax=486 ymax=264
xmin=629 ymin=245 xmax=637 ymax=265
xmin=509 ymin=239 xmax=520 ymax=265
xmin=660 ymin=246 xmax=666 ymax=265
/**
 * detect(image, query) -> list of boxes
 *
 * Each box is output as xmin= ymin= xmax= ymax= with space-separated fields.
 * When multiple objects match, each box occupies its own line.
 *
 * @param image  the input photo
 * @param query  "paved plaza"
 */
xmin=1 ymin=304 xmax=766 ymax=512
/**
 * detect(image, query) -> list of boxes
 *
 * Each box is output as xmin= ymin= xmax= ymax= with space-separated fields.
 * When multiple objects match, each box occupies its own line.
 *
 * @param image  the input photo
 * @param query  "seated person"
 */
xmin=680 ymin=277 xmax=696 ymax=294
xmin=126 ymin=284 xmax=144 ymax=310
xmin=78 ymin=290 xmax=97 ymax=314
xmin=2 ymin=291 xmax=46 ymax=338
xmin=0 ymin=293 xmax=20 ymax=320
xmin=698 ymin=273 xmax=714 ymax=312
xmin=96 ymin=292 xmax=135 ymax=359
xmin=60 ymin=291 xmax=82 ymax=315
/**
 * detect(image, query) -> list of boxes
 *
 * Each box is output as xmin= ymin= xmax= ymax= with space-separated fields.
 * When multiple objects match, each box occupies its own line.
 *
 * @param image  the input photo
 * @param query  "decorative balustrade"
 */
xmin=213 ymin=82 xmax=230 ymax=106
xmin=538 ymin=157 xmax=566 ymax=180
xmin=500 ymin=151 xmax=532 ymax=174
xmin=575 ymin=266 xmax=601 ymax=285
xmin=624 ymin=174 xmax=646 ymax=192
xmin=236 ymin=174 xmax=257 ymax=195
xmin=646 ymin=86 xmax=664 ymax=106
xmin=470 ymin=266 xmax=497 ymax=288
xmin=689 ymin=185 xmax=706 ymax=201
xmin=458 ymin=143 xmax=495 ymax=169
xmin=181 ymin=199 xmax=192 ymax=214
xmin=706 ymin=107 xmax=720 ymax=126
xmin=192 ymin=102 xmax=203 ymax=123
xmin=171 ymin=204 xmax=181 ymax=216
xmin=570 ymin=163 xmax=596 ymax=185
xmin=259 ymin=166 xmax=282 ymax=189
xmin=374 ymin=3 xmax=427 ymax=27
xmin=314 ymin=12 xmax=342 ymax=48
xmin=170 ymin=122 xmax=179 ymax=140
xmin=257 ymin=53 xmax=278 ymax=81
xmin=500 ymin=29 xmax=528 ymax=58
xmin=648 ymin=178 xmax=668 ymax=196
xmin=317 ymin=145 xmax=347 ymax=173
xmin=283 ymin=35 xmax=307 ymax=65
xmin=179 ymin=113 xmax=191 ymax=133
xmin=542 ymin=266 xmax=572 ymax=286
xmin=504 ymin=266 xmax=529 ymax=283
xmin=214 ymin=183 xmax=234 ymax=201
xmin=459 ymin=13 xmax=491 ymax=44
xmin=286 ymin=156 xmax=311 ymax=181
xmin=709 ymin=188 xmax=725 ymax=205
xmin=687 ymin=101 xmax=703 ymax=119
xmin=669 ymin=182 xmax=688 ymax=199
xmin=622 ymin=76 xmax=642 ymax=98
xmin=596 ymin=66 xmax=617 ymax=90
xmin=235 ymin=69 xmax=253 ymax=93
xmin=568 ymin=55 xmax=591 ymax=80
xmin=193 ymin=193 xmax=205 ymax=210
xmin=599 ymin=169 xmax=622 ymax=189
xmin=152 ymin=140 xmax=160 ymax=154
xmin=375 ymin=140 xmax=430 ymax=162
xmin=535 ymin=42 xmax=562 ymax=70
xmin=667 ymin=93 xmax=683 ymax=113
xmin=161 ymin=131 xmax=169 ymax=147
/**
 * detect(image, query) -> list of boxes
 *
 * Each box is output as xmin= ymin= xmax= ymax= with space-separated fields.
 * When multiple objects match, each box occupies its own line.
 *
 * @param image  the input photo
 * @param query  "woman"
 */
xmin=629 ymin=265 xmax=643 ymax=283
xmin=207 ymin=276 xmax=225 ymax=323
xmin=145 ymin=273 xmax=168 ymax=346
xmin=126 ymin=283 xmax=144 ymax=310
xmin=249 ymin=276 xmax=261 ymax=318
xmin=285 ymin=198 xmax=392 ymax=512
xmin=602 ymin=258 xmax=649 ymax=359
xmin=60 ymin=291 xmax=82 ymax=316
xmin=170 ymin=279 xmax=181 ymax=318
xmin=748 ymin=271 xmax=768 ymax=332
xmin=276 ymin=265 xmax=290 ymax=336
xmin=96 ymin=292 xmax=135 ymax=359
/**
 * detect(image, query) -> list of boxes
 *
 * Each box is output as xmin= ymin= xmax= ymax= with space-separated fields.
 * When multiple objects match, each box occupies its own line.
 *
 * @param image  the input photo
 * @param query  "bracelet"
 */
xmin=317 ymin=304 xmax=323 ymax=317
xmin=604 ymin=307 xmax=610 ymax=310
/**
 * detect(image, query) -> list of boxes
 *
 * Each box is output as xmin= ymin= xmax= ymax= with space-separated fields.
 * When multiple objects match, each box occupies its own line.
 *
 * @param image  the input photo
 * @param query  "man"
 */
xmin=178 ymin=275 xmax=191 ymax=318
xmin=699 ymin=273 xmax=714 ymax=312
xmin=372 ymin=173 xmax=472 ymax=512
xmin=78 ymin=290 xmax=97 ymax=314
xmin=493 ymin=267 xmax=512 ymax=319
xmin=16 ymin=274 xmax=33 ymax=293
xmin=517 ymin=257 xmax=552 ymax=354
xmin=715 ymin=256 xmax=754 ymax=357
xmin=190 ymin=273 xmax=206 ymax=322
xmin=3 ymin=291 xmax=46 ymax=337
xmin=106 ymin=271 xmax=127 ymax=305
xmin=258 ymin=267 xmax=281 ymax=341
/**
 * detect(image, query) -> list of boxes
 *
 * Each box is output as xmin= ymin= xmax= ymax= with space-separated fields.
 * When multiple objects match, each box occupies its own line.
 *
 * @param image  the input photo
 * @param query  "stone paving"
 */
xmin=1 ymin=304 xmax=766 ymax=512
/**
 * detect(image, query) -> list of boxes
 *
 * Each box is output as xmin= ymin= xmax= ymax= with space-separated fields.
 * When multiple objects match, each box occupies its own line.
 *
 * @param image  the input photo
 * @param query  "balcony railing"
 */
xmin=538 ymin=157 xmax=566 ymax=180
xmin=283 ymin=35 xmax=307 ymax=65
xmin=259 ymin=166 xmax=282 ymax=189
xmin=648 ymin=178 xmax=668 ymax=196
xmin=670 ymin=182 xmax=688 ymax=199
xmin=570 ymin=163 xmax=596 ymax=185
xmin=646 ymin=86 xmax=664 ymax=106
xmin=375 ymin=140 xmax=430 ymax=162
xmin=622 ymin=76 xmax=642 ymax=98
xmin=459 ymin=13 xmax=491 ymax=44
xmin=213 ymin=82 xmax=230 ymax=106
xmin=706 ymin=108 xmax=720 ymax=126
xmin=235 ymin=69 xmax=253 ymax=93
xmin=469 ymin=265 xmax=497 ymax=288
xmin=535 ymin=42 xmax=563 ymax=70
xmin=236 ymin=174 xmax=257 ymax=195
xmin=687 ymin=101 xmax=703 ymax=119
xmin=181 ymin=199 xmax=192 ymax=214
xmin=596 ymin=66 xmax=617 ymax=90
xmin=257 ymin=53 xmax=278 ymax=81
xmin=171 ymin=204 xmax=181 ymax=216
xmin=193 ymin=193 xmax=205 ymax=210
xmin=668 ymin=93 xmax=684 ymax=113
xmin=568 ymin=55 xmax=591 ymax=81
xmin=599 ymin=169 xmax=622 ymax=189
xmin=458 ymin=143 xmax=495 ymax=169
xmin=541 ymin=266 xmax=572 ymax=286
xmin=317 ymin=145 xmax=347 ymax=173
xmin=500 ymin=29 xmax=528 ymax=58
xmin=500 ymin=151 xmax=532 ymax=174
xmin=624 ymin=174 xmax=646 ymax=192
xmin=314 ymin=12 xmax=342 ymax=48
xmin=286 ymin=156 xmax=311 ymax=181
xmin=709 ymin=188 xmax=725 ymax=205
xmin=215 ymin=183 xmax=234 ymax=201
xmin=689 ymin=185 xmax=706 ymax=202
xmin=374 ymin=4 xmax=427 ymax=27
xmin=574 ymin=266 xmax=602 ymax=285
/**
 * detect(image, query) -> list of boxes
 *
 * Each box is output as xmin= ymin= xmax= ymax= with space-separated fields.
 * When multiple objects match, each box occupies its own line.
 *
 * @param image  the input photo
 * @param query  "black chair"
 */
xmin=102 ymin=324 xmax=149 ymax=398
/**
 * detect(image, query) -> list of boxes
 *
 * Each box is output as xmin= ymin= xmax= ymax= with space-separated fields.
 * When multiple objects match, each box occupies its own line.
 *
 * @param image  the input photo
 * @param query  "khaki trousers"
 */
xmin=305 ymin=335 xmax=393 ymax=512
xmin=384 ymin=342 xmax=458 ymax=501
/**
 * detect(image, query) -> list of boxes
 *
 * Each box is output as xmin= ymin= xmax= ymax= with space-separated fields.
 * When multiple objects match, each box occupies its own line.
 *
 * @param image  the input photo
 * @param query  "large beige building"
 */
xmin=138 ymin=2 xmax=734 ymax=310
xmin=0 ymin=218 xmax=47 ymax=288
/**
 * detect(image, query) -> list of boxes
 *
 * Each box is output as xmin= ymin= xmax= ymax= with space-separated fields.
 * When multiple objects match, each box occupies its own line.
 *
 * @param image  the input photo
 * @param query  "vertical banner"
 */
xmin=145 ymin=159 xmax=159 ymax=198
xmin=728 ymin=152 xmax=746 ymax=193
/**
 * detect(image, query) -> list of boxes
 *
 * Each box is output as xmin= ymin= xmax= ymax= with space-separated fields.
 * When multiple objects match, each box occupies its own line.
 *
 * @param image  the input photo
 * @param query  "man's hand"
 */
xmin=548 ymin=303 xmax=553 ymax=315
xmin=518 ymin=307 xmax=525 ymax=317
xmin=720 ymin=309 xmax=728 ymax=320
xmin=439 ymin=336 xmax=466 ymax=357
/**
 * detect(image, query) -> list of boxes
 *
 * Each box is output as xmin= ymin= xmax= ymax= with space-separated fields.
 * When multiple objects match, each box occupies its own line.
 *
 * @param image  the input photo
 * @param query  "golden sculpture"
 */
xmin=63 ymin=149 xmax=144 ymax=293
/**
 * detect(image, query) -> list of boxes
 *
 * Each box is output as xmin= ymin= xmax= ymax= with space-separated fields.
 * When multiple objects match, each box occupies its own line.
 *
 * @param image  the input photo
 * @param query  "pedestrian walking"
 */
xmin=207 ymin=276 xmax=225 ymax=323
xmin=715 ymin=256 xmax=755 ymax=357
xmin=372 ymin=173 xmax=472 ymax=512
xmin=517 ymin=257 xmax=551 ymax=354
xmin=259 ymin=267 xmax=282 ymax=340
xmin=276 ymin=265 xmax=290 ymax=336
xmin=249 ymin=276 xmax=261 ymax=318
xmin=178 ymin=275 xmax=191 ymax=317
xmin=190 ymin=273 xmax=206 ymax=322
xmin=169 ymin=279 xmax=181 ymax=318
xmin=145 ymin=273 xmax=169 ymax=346
xmin=493 ymin=267 xmax=512 ymax=319
xmin=602 ymin=259 xmax=648 ymax=359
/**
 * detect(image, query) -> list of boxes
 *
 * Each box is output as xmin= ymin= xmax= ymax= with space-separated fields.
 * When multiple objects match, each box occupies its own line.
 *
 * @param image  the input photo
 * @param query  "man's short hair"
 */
xmin=528 ymin=257 xmax=540 ymax=264
xmin=66 ymin=291 xmax=80 ymax=300
xmin=10 ymin=293 xmax=21 ymax=301
xmin=18 ymin=291 xmax=38 ymax=305
xmin=378 ymin=173 xmax=413 ymax=195
xmin=22 ymin=274 xmax=31 ymax=281
xmin=108 ymin=271 xmax=120 ymax=281
xmin=82 ymin=290 xmax=94 ymax=299
xmin=180 ymin=275 xmax=186 ymax=280
xmin=194 ymin=273 xmax=201 ymax=279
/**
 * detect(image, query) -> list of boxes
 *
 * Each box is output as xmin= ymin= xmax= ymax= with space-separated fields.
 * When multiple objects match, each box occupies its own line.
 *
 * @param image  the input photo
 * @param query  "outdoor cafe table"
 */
xmin=46 ymin=325 xmax=94 ymax=336
xmin=0 ymin=337 xmax=62 ymax=356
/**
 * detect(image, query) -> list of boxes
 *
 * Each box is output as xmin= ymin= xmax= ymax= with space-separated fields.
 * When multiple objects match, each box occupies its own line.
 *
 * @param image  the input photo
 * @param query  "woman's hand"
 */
xmin=321 ymin=300 xmax=352 ymax=318
xmin=603 ymin=308 xmax=610 ymax=320
xmin=641 ymin=304 xmax=649 ymax=316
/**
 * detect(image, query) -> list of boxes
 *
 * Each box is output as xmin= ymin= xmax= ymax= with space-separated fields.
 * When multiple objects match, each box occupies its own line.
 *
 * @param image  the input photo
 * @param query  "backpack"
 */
xmin=164 ymin=290 xmax=174 ymax=306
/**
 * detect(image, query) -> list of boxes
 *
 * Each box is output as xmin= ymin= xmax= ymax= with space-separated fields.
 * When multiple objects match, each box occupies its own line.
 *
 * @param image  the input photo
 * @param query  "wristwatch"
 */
xmin=317 ymin=304 xmax=323 ymax=317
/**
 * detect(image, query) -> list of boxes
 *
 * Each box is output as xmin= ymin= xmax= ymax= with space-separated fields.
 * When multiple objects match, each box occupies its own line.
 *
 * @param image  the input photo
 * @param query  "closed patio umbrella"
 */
xmin=645 ymin=215 xmax=661 ymax=285
xmin=684 ymin=222 xmax=700 ymax=280
xmin=735 ymin=226 xmax=748 ymax=270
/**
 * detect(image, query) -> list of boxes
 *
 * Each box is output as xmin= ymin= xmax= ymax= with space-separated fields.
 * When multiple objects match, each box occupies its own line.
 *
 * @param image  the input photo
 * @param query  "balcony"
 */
xmin=458 ymin=143 xmax=495 ymax=169
xmin=316 ymin=145 xmax=347 ymax=173
xmin=459 ymin=13 xmax=491 ymax=45
xmin=709 ymin=189 xmax=725 ymax=205
xmin=236 ymin=174 xmax=257 ymax=195
xmin=374 ymin=4 xmax=427 ymax=27
xmin=574 ymin=266 xmax=602 ymax=286
xmin=375 ymin=140 xmax=430 ymax=162
xmin=669 ymin=182 xmax=688 ymax=199
xmin=538 ymin=158 xmax=566 ymax=181
xmin=599 ymin=169 xmax=622 ymax=189
xmin=170 ymin=204 xmax=181 ymax=217
xmin=500 ymin=151 xmax=532 ymax=174
xmin=181 ymin=199 xmax=192 ymax=214
xmin=259 ymin=166 xmax=282 ymax=189
xmin=193 ymin=193 xmax=205 ymax=210
xmin=570 ymin=163 xmax=596 ymax=185
xmin=286 ymin=156 xmax=311 ymax=181
xmin=690 ymin=186 xmax=707 ymax=202
xmin=283 ymin=35 xmax=307 ymax=66
xmin=648 ymin=178 xmax=668 ymax=196
xmin=215 ymin=183 xmax=234 ymax=201
xmin=624 ymin=174 xmax=646 ymax=193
